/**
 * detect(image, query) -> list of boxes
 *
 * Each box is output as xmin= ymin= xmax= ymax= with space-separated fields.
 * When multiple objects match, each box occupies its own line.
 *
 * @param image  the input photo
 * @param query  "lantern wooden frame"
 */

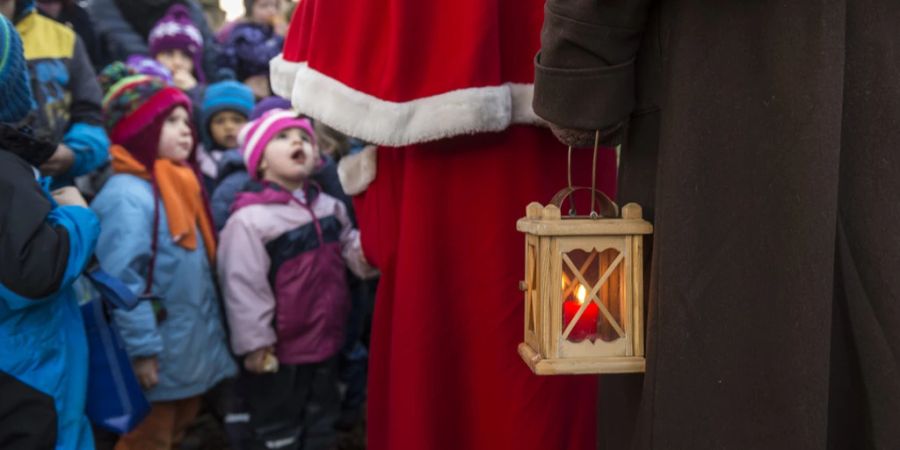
xmin=517 ymin=201 xmax=653 ymax=375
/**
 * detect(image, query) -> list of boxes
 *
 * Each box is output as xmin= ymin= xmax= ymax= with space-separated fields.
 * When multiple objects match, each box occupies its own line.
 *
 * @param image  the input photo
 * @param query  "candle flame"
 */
xmin=576 ymin=285 xmax=587 ymax=305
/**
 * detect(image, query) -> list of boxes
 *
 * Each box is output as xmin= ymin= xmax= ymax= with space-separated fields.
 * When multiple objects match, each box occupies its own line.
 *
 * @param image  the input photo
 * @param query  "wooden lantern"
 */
xmin=517 ymin=197 xmax=653 ymax=375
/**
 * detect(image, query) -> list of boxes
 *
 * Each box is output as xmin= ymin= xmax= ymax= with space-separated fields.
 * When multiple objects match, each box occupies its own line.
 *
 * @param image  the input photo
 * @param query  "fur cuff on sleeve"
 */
xmin=337 ymin=145 xmax=377 ymax=196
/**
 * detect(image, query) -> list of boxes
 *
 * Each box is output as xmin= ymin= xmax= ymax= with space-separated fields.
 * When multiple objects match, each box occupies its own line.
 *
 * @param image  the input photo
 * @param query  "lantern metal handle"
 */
xmin=550 ymin=187 xmax=619 ymax=218
xmin=561 ymin=130 xmax=618 ymax=218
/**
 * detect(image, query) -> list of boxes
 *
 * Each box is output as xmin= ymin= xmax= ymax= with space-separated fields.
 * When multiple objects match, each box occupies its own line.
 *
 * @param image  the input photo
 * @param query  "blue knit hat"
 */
xmin=201 ymin=78 xmax=254 ymax=148
xmin=0 ymin=15 xmax=33 ymax=124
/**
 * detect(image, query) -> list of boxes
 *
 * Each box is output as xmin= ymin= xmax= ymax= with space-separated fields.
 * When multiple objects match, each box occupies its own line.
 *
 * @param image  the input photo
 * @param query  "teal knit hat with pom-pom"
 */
xmin=0 ymin=15 xmax=34 ymax=124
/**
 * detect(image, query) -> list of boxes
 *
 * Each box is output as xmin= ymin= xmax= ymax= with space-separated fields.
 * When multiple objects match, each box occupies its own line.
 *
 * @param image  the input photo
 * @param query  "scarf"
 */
xmin=110 ymin=145 xmax=216 ymax=263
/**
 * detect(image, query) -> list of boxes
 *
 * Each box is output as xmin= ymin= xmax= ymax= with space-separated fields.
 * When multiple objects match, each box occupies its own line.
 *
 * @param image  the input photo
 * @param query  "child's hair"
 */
xmin=148 ymin=4 xmax=206 ymax=83
xmin=237 ymin=109 xmax=316 ymax=181
xmin=313 ymin=121 xmax=355 ymax=160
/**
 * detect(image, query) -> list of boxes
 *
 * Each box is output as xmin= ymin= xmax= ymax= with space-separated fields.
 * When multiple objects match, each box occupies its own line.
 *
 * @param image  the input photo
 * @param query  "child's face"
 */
xmin=156 ymin=49 xmax=194 ymax=75
xmin=260 ymin=127 xmax=318 ymax=184
xmin=158 ymin=107 xmax=194 ymax=162
xmin=250 ymin=0 xmax=279 ymax=25
xmin=209 ymin=110 xmax=247 ymax=149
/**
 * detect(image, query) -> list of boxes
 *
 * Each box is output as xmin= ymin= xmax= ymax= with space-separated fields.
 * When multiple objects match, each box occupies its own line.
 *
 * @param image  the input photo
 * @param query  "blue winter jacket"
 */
xmin=15 ymin=10 xmax=110 ymax=187
xmin=0 ymin=173 xmax=100 ymax=448
xmin=91 ymin=174 xmax=237 ymax=402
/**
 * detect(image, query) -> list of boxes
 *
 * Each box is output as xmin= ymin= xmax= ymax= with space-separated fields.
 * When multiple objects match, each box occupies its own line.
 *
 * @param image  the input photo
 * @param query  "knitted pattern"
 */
xmin=0 ymin=15 xmax=33 ymax=124
xmin=99 ymin=62 xmax=192 ymax=144
xmin=202 ymin=79 xmax=254 ymax=129
xmin=238 ymin=109 xmax=315 ymax=180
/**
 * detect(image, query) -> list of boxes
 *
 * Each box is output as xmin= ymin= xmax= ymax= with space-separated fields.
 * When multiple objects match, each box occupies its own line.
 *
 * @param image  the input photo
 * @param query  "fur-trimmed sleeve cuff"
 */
xmin=337 ymin=145 xmax=377 ymax=196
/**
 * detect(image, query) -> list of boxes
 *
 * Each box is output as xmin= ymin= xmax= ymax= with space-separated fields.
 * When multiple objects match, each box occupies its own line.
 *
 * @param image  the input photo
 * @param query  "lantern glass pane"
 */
xmin=561 ymin=248 xmax=624 ymax=344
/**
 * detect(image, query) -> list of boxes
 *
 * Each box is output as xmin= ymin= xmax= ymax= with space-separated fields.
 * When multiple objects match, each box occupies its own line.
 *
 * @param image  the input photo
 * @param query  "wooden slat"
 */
xmin=516 ymin=218 xmax=653 ymax=236
xmin=633 ymin=235 xmax=645 ymax=357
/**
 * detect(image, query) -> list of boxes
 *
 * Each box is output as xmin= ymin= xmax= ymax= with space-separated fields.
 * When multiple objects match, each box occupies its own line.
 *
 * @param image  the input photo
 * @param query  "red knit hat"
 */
xmin=100 ymin=62 xmax=192 ymax=146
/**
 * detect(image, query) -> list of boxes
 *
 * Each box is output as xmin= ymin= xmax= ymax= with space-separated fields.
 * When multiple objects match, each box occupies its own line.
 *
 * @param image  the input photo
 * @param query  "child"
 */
xmin=218 ymin=110 xmax=377 ymax=450
xmin=0 ymin=15 xmax=99 ymax=449
xmin=148 ymin=4 xmax=206 ymax=103
xmin=197 ymin=77 xmax=254 ymax=192
xmin=210 ymin=98 xmax=289 ymax=230
xmin=218 ymin=0 xmax=284 ymax=99
xmin=1 ymin=0 xmax=110 ymax=188
xmin=91 ymin=63 xmax=237 ymax=450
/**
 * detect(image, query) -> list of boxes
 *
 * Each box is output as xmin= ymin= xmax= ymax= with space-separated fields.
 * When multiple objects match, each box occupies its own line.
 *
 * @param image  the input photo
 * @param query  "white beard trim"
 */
xmin=271 ymin=56 xmax=547 ymax=147
xmin=337 ymin=145 xmax=378 ymax=196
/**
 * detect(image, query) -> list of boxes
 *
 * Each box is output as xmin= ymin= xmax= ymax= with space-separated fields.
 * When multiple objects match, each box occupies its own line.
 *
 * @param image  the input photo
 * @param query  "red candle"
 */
xmin=563 ymin=286 xmax=599 ymax=342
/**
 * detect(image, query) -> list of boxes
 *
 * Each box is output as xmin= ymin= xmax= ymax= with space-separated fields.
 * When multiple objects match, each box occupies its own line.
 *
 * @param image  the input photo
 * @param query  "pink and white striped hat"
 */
xmin=238 ymin=109 xmax=316 ymax=180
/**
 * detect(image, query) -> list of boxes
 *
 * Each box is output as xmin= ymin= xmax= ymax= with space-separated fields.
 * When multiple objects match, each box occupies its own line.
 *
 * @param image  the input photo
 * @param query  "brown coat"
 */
xmin=534 ymin=1 xmax=900 ymax=449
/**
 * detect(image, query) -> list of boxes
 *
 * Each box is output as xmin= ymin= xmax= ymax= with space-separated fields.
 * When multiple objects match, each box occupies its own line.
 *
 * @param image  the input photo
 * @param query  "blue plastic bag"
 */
xmin=79 ymin=268 xmax=150 ymax=434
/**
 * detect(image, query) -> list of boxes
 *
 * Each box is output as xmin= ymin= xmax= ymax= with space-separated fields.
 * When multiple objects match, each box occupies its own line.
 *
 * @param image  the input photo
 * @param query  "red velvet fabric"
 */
xmin=354 ymin=127 xmax=616 ymax=450
xmin=282 ymin=0 xmax=544 ymax=101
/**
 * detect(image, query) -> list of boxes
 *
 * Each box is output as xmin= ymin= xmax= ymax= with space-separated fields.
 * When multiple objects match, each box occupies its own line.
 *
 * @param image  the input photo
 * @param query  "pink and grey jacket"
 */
xmin=217 ymin=182 xmax=376 ymax=364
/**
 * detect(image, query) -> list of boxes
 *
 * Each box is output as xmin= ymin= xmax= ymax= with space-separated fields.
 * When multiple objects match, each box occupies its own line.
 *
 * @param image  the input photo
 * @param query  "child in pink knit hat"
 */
xmin=218 ymin=109 xmax=377 ymax=450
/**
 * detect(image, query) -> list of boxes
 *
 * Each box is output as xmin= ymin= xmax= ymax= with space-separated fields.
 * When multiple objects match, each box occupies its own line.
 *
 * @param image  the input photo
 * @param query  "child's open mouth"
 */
xmin=291 ymin=149 xmax=306 ymax=164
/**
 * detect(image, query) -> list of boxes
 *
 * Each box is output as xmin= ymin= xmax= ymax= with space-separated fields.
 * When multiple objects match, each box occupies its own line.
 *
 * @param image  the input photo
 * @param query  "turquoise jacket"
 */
xmin=92 ymin=174 xmax=237 ymax=402
xmin=0 ymin=202 xmax=99 ymax=450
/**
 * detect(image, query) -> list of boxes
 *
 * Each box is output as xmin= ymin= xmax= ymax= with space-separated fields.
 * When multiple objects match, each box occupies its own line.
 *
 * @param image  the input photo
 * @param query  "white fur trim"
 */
xmin=271 ymin=56 xmax=546 ymax=147
xmin=337 ymin=145 xmax=378 ymax=196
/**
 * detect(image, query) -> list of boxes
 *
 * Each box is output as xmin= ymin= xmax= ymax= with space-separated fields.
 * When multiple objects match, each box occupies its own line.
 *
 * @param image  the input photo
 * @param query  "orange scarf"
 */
xmin=110 ymin=145 xmax=216 ymax=263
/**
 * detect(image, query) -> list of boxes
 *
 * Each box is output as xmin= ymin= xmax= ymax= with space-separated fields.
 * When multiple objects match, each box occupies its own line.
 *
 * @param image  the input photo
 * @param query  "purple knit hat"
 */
xmin=125 ymin=54 xmax=174 ymax=85
xmin=148 ymin=4 xmax=205 ymax=83
xmin=250 ymin=96 xmax=292 ymax=120
xmin=238 ymin=109 xmax=316 ymax=180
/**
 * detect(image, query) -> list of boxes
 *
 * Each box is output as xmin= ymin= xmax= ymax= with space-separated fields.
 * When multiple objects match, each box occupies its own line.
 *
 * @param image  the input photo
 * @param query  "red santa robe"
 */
xmin=272 ymin=1 xmax=616 ymax=449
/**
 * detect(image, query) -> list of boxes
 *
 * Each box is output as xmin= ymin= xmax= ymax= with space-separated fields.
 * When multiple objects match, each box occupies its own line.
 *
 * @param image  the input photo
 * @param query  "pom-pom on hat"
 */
xmin=99 ymin=62 xmax=192 ymax=145
xmin=148 ymin=4 xmax=206 ymax=83
xmin=238 ymin=109 xmax=315 ymax=180
xmin=126 ymin=54 xmax=174 ymax=85
xmin=0 ymin=15 xmax=34 ymax=124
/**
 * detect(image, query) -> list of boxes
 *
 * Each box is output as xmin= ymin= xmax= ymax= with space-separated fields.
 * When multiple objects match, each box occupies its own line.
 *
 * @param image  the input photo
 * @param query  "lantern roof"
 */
xmin=516 ymin=202 xmax=653 ymax=236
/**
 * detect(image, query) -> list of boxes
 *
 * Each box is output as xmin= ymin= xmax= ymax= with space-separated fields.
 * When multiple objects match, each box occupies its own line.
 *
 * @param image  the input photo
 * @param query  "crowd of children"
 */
xmin=0 ymin=1 xmax=377 ymax=449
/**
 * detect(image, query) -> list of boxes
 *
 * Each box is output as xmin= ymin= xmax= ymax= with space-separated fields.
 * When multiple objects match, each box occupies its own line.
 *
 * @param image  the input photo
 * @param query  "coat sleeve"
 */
xmin=63 ymin=37 xmax=110 ymax=178
xmin=533 ymin=0 xmax=657 ymax=132
xmin=86 ymin=0 xmax=149 ymax=60
xmin=217 ymin=211 xmax=278 ymax=356
xmin=92 ymin=187 xmax=163 ymax=358
xmin=334 ymin=201 xmax=378 ymax=280
xmin=211 ymin=171 xmax=249 ymax=231
xmin=0 ymin=153 xmax=99 ymax=303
